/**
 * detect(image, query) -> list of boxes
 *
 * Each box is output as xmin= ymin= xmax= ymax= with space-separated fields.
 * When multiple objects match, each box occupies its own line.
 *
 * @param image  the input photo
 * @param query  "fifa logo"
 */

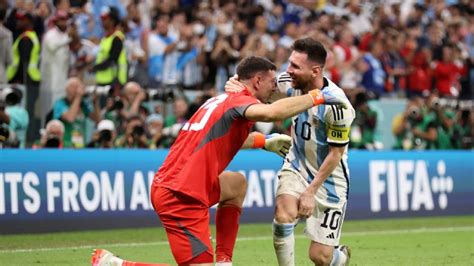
xmin=369 ymin=160 xmax=454 ymax=212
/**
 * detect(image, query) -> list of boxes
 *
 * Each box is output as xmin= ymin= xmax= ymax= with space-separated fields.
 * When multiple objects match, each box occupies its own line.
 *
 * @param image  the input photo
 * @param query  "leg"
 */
xmin=273 ymin=195 xmax=299 ymax=266
xmin=308 ymin=242 xmax=351 ymax=266
xmin=305 ymin=200 xmax=350 ymax=266
xmin=152 ymin=186 xmax=214 ymax=266
xmin=215 ymin=171 xmax=247 ymax=264
xmin=273 ymin=170 xmax=306 ymax=266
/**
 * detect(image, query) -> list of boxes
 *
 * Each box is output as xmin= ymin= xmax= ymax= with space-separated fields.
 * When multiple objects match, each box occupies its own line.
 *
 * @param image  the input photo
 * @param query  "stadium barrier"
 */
xmin=0 ymin=150 xmax=472 ymax=234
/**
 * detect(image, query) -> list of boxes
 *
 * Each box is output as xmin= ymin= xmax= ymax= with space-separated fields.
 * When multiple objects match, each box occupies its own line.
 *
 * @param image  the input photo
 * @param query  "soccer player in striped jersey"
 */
xmin=273 ymin=38 xmax=355 ymax=266
xmin=92 ymin=56 xmax=347 ymax=266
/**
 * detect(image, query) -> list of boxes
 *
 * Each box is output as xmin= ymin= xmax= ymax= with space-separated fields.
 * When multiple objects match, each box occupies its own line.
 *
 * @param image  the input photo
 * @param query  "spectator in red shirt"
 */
xmin=433 ymin=44 xmax=466 ymax=98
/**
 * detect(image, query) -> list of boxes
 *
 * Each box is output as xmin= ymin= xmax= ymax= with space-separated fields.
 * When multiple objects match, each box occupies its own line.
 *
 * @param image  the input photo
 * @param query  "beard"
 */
xmin=291 ymin=75 xmax=311 ymax=92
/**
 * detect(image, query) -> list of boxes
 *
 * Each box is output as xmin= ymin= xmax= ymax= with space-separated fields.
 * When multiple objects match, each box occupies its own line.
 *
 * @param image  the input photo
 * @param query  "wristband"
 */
xmin=308 ymin=89 xmax=324 ymax=106
xmin=252 ymin=132 xmax=266 ymax=148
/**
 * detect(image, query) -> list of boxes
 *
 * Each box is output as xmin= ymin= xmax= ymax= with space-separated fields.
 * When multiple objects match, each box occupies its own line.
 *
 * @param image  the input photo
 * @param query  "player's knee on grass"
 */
xmin=308 ymin=243 xmax=333 ymax=266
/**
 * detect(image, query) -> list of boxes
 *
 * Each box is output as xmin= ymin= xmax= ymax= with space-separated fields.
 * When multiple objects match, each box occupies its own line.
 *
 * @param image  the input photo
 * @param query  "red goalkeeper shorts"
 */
xmin=151 ymin=186 xmax=214 ymax=265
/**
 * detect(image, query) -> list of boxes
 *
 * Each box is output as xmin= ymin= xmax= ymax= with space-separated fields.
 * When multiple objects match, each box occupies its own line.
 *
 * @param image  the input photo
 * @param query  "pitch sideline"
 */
xmin=1 ymin=226 xmax=472 ymax=254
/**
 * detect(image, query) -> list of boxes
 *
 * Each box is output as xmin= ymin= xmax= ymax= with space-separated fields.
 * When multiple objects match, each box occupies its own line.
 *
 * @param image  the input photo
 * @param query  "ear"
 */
xmin=253 ymin=75 xmax=261 ymax=91
xmin=311 ymin=65 xmax=321 ymax=78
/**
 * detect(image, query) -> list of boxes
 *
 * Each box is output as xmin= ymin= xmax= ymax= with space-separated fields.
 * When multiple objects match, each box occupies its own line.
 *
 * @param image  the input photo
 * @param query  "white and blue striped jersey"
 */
xmin=281 ymin=77 xmax=355 ymax=204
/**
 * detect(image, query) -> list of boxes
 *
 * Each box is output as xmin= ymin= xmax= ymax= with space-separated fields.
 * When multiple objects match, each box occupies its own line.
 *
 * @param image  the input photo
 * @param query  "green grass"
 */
xmin=0 ymin=216 xmax=473 ymax=265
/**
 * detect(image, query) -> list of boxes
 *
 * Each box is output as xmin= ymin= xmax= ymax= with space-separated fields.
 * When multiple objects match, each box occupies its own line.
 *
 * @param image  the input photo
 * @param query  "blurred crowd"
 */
xmin=0 ymin=0 xmax=472 ymax=150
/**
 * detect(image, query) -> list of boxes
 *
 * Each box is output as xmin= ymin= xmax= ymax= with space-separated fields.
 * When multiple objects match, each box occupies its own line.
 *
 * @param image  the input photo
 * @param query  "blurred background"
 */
xmin=0 ymin=0 xmax=472 ymax=151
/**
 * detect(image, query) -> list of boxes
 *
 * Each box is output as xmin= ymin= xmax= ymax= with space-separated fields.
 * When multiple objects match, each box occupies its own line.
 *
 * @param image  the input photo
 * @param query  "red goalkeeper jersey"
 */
xmin=153 ymin=90 xmax=259 ymax=206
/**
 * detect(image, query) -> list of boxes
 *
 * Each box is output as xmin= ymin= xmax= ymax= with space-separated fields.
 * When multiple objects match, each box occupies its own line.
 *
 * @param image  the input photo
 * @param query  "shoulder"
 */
xmin=228 ymin=91 xmax=259 ymax=106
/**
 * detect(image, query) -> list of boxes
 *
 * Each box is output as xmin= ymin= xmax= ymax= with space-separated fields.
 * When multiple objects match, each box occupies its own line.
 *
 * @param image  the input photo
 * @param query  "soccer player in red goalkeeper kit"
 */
xmin=92 ymin=56 xmax=348 ymax=266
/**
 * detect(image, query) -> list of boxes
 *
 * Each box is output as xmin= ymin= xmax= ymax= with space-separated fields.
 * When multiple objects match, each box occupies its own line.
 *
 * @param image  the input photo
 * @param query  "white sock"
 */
xmin=330 ymin=246 xmax=348 ymax=266
xmin=272 ymin=220 xmax=296 ymax=266
xmin=215 ymin=262 xmax=232 ymax=266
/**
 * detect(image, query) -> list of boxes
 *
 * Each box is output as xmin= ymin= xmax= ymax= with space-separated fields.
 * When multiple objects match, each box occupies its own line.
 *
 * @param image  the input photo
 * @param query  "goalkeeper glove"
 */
xmin=253 ymin=133 xmax=291 ymax=158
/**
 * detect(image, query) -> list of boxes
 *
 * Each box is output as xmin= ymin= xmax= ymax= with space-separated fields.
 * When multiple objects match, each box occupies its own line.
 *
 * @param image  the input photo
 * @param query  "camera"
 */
xmin=99 ymin=130 xmax=112 ymax=142
xmin=132 ymin=125 xmax=145 ymax=138
xmin=146 ymin=88 xmax=175 ymax=102
xmin=407 ymin=106 xmax=420 ymax=120
xmin=45 ymin=136 xmax=61 ymax=148
xmin=85 ymin=85 xmax=112 ymax=96
xmin=112 ymin=96 xmax=124 ymax=110
xmin=0 ymin=125 xmax=9 ymax=143
xmin=0 ymin=87 xmax=23 ymax=106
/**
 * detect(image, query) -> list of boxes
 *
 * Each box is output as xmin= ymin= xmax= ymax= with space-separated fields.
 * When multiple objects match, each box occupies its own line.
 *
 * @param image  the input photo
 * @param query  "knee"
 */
xmin=234 ymin=173 xmax=247 ymax=198
xmin=274 ymin=204 xmax=298 ymax=224
xmin=309 ymin=250 xmax=333 ymax=266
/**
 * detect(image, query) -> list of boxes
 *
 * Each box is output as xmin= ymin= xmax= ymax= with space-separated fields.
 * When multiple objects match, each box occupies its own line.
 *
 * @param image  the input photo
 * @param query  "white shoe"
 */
xmin=339 ymin=245 xmax=351 ymax=265
xmin=91 ymin=249 xmax=122 ymax=266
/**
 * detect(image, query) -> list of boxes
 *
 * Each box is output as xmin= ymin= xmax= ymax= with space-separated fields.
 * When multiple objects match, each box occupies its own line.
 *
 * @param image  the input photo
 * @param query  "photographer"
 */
xmin=33 ymin=119 xmax=64 ymax=149
xmin=423 ymin=94 xmax=457 ymax=149
xmin=53 ymin=77 xmax=101 ymax=148
xmin=452 ymin=109 xmax=473 ymax=149
xmin=103 ymin=81 xmax=145 ymax=135
xmin=392 ymin=97 xmax=432 ymax=150
xmin=115 ymin=115 xmax=148 ymax=148
xmin=87 ymin=119 xmax=116 ymax=148
xmin=146 ymin=114 xmax=166 ymax=149
xmin=350 ymin=92 xmax=379 ymax=150
xmin=0 ymin=86 xmax=28 ymax=147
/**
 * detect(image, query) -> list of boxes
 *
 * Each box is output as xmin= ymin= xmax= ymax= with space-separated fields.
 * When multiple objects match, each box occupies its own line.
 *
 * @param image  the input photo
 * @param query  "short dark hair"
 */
xmin=291 ymin=37 xmax=327 ymax=66
xmin=0 ymin=8 xmax=5 ymax=22
xmin=236 ymin=56 xmax=276 ymax=80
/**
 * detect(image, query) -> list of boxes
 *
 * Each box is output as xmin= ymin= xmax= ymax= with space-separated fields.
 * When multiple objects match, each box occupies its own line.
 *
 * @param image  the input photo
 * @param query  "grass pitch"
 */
xmin=0 ymin=216 xmax=472 ymax=265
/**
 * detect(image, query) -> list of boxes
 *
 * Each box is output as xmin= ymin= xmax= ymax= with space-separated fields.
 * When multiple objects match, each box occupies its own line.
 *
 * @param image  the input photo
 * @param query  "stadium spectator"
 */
xmin=433 ymin=44 xmax=466 ymax=98
xmin=145 ymin=114 xmax=166 ymax=149
xmin=403 ymin=37 xmax=433 ymax=98
xmin=87 ymin=119 xmax=116 ymax=148
xmin=121 ymin=81 xmax=146 ymax=118
xmin=33 ymin=119 xmax=65 ymax=149
xmin=0 ymin=6 xmax=12 ymax=84
xmin=381 ymin=30 xmax=408 ymax=96
xmin=452 ymin=109 xmax=473 ymax=149
xmin=333 ymin=29 xmax=361 ymax=93
xmin=70 ymin=0 xmax=94 ymax=40
xmin=392 ymin=97 xmax=424 ymax=150
xmin=92 ymin=6 xmax=127 ymax=93
xmin=124 ymin=2 xmax=147 ymax=87
xmin=351 ymin=92 xmax=378 ymax=150
xmin=145 ymin=14 xmax=178 ymax=88
xmin=423 ymin=93 xmax=457 ymax=149
xmin=409 ymin=98 xmax=438 ymax=150
xmin=114 ymin=115 xmax=148 ymax=148
xmin=92 ymin=55 xmax=347 ymax=265
xmin=90 ymin=0 xmax=126 ymax=39
xmin=52 ymin=77 xmax=100 ymax=148
xmin=361 ymin=40 xmax=386 ymax=98
xmin=6 ymin=11 xmax=41 ymax=146
xmin=68 ymin=25 xmax=96 ymax=82
xmin=164 ymin=97 xmax=188 ymax=128
xmin=39 ymin=10 xmax=72 ymax=127
xmin=1 ymin=86 xmax=28 ymax=148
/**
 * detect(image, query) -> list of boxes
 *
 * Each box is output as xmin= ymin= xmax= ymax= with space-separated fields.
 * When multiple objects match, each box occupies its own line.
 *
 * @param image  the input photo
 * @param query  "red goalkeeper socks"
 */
xmin=215 ymin=204 xmax=242 ymax=262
